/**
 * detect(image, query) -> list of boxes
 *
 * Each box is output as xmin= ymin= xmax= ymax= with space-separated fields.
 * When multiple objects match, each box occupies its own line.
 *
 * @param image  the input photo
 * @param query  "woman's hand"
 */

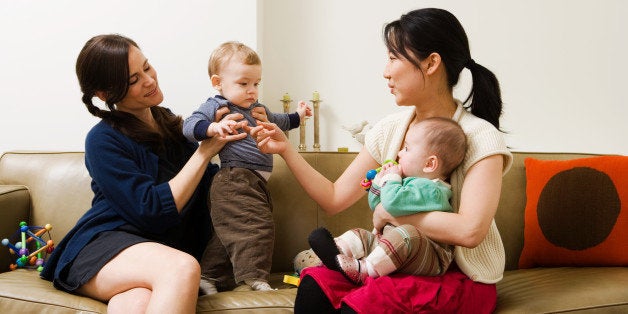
xmin=372 ymin=204 xmax=396 ymax=235
xmin=215 ymin=107 xmax=245 ymax=123
xmin=249 ymin=122 xmax=289 ymax=155
xmin=251 ymin=106 xmax=269 ymax=124
xmin=214 ymin=106 xmax=231 ymax=122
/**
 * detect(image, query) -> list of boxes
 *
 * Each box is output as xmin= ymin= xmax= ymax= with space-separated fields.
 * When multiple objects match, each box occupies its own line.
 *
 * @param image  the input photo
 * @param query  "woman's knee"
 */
xmin=166 ymin=251 xmax=200 ymax=280
xmin=129 ymin=243 xmax=200 ymax=288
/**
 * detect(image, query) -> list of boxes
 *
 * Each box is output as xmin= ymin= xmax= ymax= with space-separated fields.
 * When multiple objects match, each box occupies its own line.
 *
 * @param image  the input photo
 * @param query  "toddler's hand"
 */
xmin=208 ymin=120 xmax=238 ymax=138
xmin=296 ymin=101 xmax=313 ymax=120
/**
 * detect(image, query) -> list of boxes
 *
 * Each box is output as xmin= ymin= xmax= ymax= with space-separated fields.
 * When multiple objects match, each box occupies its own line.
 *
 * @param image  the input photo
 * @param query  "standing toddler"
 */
xmin=183 ymin=41 xmax=311 ymax=294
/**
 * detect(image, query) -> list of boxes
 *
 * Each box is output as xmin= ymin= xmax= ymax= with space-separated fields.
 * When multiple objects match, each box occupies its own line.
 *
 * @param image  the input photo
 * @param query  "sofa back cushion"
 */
xmin=0 ymin=152 xmax=93 ymax=244
xmin=2 ymin=151 xmax=608 ymax=273
xmin=0 ymin=151 xmax=370 ymax=273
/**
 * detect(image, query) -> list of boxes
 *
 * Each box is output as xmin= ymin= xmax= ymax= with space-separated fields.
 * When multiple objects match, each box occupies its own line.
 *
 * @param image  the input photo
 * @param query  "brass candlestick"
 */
xmin=299 ymin=118 xmax=307 ymax=151
xmin=311 ymin=91 xmax=321 ymax=151
xmin=280 ymin=93 xmax=292 ymax=138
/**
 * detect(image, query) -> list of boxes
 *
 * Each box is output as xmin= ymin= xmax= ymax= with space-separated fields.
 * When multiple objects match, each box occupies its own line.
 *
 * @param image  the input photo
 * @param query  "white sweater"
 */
xmin=364 ymin=102 xmax=513 ymax=283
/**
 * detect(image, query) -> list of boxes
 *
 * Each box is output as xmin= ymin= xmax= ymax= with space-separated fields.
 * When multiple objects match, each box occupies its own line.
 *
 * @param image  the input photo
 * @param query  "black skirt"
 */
xmin=55 ymin=229 xmax=149 ymax=292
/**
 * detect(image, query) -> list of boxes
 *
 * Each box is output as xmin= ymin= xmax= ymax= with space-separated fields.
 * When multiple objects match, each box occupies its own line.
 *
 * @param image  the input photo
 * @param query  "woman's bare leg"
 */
xmin=107 ymin=288 xmax=151 ymax=314
xmin=77 ymin=242 xmax=200 ymax=314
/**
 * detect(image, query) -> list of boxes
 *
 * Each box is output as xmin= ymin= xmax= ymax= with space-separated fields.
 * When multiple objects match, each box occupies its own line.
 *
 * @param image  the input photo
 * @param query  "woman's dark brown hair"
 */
xmin=76 ymin=34 xmax=185 ymax=152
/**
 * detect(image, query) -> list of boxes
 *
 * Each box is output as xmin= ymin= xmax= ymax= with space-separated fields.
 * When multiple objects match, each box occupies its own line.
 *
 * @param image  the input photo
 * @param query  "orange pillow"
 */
xmin=518 ymin=156 xmax=628 ymax=268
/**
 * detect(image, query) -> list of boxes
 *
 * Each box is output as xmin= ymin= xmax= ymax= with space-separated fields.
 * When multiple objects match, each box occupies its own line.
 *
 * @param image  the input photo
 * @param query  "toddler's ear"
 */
xmin=210 ymin=74 xmax=221 ymax=90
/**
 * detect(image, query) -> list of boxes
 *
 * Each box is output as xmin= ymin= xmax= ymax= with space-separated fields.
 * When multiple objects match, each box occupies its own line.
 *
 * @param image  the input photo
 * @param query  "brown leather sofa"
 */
xmin=1 ymin=151 xmax=627 ymax=313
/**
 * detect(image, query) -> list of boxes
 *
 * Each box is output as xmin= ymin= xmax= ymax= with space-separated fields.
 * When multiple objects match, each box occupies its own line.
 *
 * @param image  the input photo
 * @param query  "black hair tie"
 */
xmin=465 ymin=58 xmax=476 ymax=69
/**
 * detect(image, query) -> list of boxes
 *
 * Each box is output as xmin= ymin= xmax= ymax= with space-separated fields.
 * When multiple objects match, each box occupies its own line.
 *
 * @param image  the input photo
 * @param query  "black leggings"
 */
xmin=294 ymin=275 xmax=357 ymax=314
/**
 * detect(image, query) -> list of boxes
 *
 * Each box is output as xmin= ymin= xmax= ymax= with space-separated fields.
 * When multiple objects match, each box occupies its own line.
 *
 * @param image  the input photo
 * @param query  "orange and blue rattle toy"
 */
xmin=2 ymin=221 xmax=54 ymax=272
xmin=360 ymin=159 xmax=397 ymax=191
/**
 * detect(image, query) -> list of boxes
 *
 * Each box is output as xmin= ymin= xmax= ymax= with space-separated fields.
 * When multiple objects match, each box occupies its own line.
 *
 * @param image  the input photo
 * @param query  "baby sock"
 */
xmin=199 ymin=276 xmax=218 ymax=295
xmin=364 ymin=260 xmax=380 ymax=278
xmin=244 ymin=279 xmax=273 ymax=291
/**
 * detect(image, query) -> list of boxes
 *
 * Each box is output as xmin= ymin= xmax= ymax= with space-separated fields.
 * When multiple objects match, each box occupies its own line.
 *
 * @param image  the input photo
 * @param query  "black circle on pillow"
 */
xmin=537 ymin=167 xmax=620 ymax=250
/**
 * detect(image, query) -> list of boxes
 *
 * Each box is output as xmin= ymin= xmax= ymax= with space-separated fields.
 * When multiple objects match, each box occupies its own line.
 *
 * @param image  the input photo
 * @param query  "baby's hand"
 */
xmin=377 ymin=161 xmax=402 ymax=178
xmin=207 ymin=119 xmax=238 ymax=138
xmin=296 ymin=101 xmax=313 ymax=120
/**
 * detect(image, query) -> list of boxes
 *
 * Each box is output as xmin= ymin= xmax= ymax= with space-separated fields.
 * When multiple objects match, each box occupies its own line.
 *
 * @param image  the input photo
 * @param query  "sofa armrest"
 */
xmin=0 ymin=185 xmax=31 ymax=273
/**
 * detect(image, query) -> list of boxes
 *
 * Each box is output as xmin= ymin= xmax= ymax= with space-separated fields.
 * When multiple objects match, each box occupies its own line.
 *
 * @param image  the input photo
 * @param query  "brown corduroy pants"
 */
xmin=200 ymin=167 xmax=274 ymax=289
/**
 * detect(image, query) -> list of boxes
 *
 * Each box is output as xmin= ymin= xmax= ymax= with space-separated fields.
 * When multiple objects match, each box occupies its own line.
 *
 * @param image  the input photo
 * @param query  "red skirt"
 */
xmin=300 ymin=265 xmax=496 ymax=313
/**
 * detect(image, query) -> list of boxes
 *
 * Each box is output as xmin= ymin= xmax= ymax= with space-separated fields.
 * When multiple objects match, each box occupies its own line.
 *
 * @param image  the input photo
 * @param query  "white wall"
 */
xmin=0 ymin=0 xmax=258 ymax=153
xmin=2 ymin=0 xmax=627 ymax=155
xmin=261 ymin=0 xmax=628 ymax=154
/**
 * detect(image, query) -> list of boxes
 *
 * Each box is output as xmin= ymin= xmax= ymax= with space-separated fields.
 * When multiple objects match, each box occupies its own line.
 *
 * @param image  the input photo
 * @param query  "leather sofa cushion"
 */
xmin=0 ymin=270 xmax=107 ymax=313
xmin=0 ymin=270 xmax=298 ymax=313
xmin=496 ymin=267 xmax=628 ymax=312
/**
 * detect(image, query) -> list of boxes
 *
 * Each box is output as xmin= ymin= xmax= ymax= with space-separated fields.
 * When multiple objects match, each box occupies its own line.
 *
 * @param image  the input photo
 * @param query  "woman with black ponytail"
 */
xmin=41 ymin=34 xmax=247 ymax=313
xmin=251 ymin=8 xmax=512 ymax=313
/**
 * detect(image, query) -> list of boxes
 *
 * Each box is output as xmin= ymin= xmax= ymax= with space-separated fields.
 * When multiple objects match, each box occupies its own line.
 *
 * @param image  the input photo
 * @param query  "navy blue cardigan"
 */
xmin=41 ymin=120 xmax=217 ymax=288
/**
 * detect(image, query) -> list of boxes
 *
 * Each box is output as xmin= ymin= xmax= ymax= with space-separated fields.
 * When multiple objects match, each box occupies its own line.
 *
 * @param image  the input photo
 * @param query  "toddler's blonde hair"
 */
xmin=208 ymin=41 xmax=261 ymax=77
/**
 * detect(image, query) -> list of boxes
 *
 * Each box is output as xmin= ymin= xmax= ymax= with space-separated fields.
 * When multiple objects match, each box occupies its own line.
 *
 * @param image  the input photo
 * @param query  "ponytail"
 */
xmin=464 ymin=60 xmax=503 ymax=130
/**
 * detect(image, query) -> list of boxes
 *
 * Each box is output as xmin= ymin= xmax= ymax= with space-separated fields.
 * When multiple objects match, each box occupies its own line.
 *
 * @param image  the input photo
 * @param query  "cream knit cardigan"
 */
xmin=364 ymin=102 xmax=513 ymax=283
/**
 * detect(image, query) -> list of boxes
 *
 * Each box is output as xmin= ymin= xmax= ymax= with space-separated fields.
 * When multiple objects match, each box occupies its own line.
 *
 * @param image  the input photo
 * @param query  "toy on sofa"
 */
xmin=2 ymin=222 xmax=54 ymax=272
xmin=285 ymin=248 xmax=326 ymax=287
xmin=360 ymin=159 xmax=398 ymax=191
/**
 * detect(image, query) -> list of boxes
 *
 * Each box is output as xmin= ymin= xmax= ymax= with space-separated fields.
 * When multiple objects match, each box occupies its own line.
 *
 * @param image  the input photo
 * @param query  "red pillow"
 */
xmin=518 ymin=156 xmax=628 ymax=268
